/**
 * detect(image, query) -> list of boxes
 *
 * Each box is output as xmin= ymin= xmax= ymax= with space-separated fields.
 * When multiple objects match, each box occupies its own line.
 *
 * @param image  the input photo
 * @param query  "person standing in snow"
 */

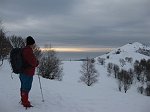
xmin=20 ymin=36 xmax=39 ymax=108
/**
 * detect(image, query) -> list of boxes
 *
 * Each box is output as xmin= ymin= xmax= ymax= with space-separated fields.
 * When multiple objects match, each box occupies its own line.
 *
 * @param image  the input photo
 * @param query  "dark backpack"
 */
xmin=10 ymin=48 xmax=24 ymax=74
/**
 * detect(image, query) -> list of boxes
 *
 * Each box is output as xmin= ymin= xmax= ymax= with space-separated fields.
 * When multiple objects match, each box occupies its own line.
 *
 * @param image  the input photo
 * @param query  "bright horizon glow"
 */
xmin=40 ymin=47 xmax=113 ymax=52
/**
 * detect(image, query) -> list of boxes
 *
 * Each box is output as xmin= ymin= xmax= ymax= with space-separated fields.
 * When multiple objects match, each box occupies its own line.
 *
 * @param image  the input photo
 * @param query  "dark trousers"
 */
xmin=19 ymin=73 xmax=33 ymax=93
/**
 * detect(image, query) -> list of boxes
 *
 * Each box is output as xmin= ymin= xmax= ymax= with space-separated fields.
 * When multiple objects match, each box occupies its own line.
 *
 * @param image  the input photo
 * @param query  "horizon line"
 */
xmin=40 ymin=47 xmax=114 ymax=53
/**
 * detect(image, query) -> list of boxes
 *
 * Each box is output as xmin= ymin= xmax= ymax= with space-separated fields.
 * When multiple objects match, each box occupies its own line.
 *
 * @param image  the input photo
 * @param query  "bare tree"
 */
xmin=0 ymin=22 xmax=12 ymax=66
xmin=80 ymin=57 xmax=99 ymax=86
xmin=97 ymin=57 xmax=105 ymax=65
xmin=117 ymin=69 xmax=133 ymax=93
xmin=125 ymin=57 xmax=133 ymax=63
xmin=33 ymin=45 xmax=43 ymax=60
xmin=113 ymin=64 xmax=120 ymax=78
xmin=133 ymin=59 xmax=150 ymax=95
xmin=117 ymin=70 xmax=124 ymax=91
xmin=9 ymin=35 xmax=25 ymax=48
xmin=123 ymin=70 xmax=132 ymax=93
xmin=137 ymin=86 xmax=144 ymax=94
xmin=119 ymin=59 xmax=126 ymax=67
xmin=128 ymin=68 xmax=134 ymax=84
xmin=145 ymin=59 xmax=150 ymax=96
xmin=107 ymin=63 xmax=113 ymax=76
xmin=37 ymin=46 xmax=63 ymax=81
xmin=134 ymin=60 xmax=142 ymax=81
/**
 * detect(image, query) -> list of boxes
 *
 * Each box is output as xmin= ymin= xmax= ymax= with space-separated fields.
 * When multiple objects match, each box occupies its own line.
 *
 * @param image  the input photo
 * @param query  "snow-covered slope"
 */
xmin=96 ymin=42 xmax=150 ymax=70
xmin=0 ymin=59 xmax=150 ymax=112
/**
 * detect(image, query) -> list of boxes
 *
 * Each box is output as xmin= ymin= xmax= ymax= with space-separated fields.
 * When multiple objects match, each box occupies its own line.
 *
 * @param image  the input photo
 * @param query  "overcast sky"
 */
xmin=0 ymin=0 xmax=150 ymax=49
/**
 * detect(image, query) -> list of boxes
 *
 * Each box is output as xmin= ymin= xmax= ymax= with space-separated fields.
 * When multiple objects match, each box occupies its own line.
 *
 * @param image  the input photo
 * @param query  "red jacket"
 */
xmin=22 ymin=46 xmax=39 ymax=76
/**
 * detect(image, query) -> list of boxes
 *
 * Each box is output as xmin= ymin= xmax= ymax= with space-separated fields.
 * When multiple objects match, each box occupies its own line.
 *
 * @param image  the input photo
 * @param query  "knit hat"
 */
xmin=26 ymin=36 xmax=35 ymax=45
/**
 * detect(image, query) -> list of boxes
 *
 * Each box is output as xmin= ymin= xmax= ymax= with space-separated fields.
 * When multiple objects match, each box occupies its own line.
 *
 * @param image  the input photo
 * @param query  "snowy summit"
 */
xmin=96 ymin=42 xmax=150 ymax=70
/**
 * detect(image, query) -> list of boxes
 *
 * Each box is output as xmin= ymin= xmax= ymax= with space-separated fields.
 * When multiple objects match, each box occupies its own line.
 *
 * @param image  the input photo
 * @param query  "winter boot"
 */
xmin=21 ymin=91 xmax=33 ymax=108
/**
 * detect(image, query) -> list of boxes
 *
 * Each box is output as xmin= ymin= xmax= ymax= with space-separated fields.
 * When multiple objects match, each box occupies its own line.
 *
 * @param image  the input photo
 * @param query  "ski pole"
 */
xmin=38 ymin=74 xmax=44 ymax=102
